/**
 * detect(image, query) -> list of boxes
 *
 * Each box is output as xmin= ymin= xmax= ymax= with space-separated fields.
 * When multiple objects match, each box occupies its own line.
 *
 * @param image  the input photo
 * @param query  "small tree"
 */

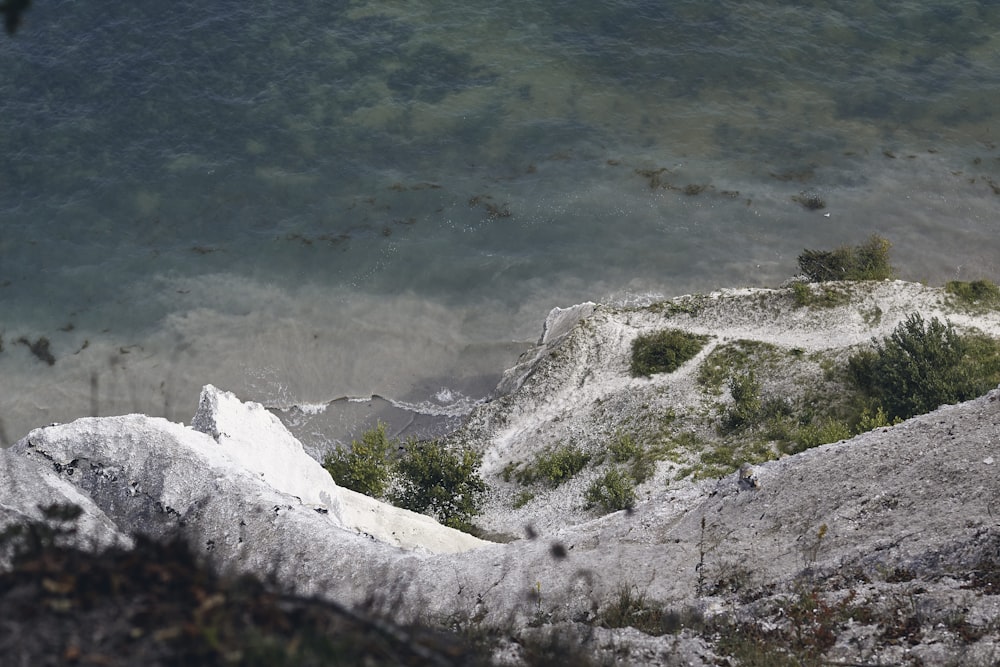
xmin=322 ymin=422 xmax=394 ymax=498
xmin=391 ymin=440 xmax=485 ymax=531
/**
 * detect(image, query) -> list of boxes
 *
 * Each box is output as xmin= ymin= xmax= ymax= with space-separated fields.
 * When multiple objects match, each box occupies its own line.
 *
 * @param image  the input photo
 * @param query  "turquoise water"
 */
xmin=1 ymin=0 xmax=999 ymax=447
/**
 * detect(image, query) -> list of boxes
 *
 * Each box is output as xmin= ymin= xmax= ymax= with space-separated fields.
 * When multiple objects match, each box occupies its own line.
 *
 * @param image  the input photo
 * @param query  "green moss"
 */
xmin=630 ymin=329 xmax=709 ymax=377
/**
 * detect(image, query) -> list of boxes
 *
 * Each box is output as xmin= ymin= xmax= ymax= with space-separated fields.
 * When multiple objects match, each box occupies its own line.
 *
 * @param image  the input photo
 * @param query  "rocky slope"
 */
xmin=4 ymin=280 xmax=1000 ymax=665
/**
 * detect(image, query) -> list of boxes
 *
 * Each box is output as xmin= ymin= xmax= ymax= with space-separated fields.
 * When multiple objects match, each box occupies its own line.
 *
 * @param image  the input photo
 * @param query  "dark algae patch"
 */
xmin=17 ymin=336 xmax=56 ymax=365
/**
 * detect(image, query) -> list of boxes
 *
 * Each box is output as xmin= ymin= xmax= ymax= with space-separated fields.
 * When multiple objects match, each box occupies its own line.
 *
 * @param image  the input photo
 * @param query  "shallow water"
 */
xmin=1 ymin=0 xmax=999 ymax=448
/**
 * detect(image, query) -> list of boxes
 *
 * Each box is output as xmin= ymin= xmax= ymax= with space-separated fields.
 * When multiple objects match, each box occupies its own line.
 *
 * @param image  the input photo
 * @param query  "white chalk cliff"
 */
xmin=4 ymin=280 xmax=1000 ymax=665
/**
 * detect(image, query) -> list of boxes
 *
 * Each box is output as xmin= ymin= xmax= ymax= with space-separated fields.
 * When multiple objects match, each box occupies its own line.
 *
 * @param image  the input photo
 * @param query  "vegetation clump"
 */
xmin=630 ymin=329 xmax=709 ymax=377
xmin=515 ymin=445 xmax=591 ymax=487
xmin=390 ymin=440 xmax=486 ymax=531
xmin=608 ymin=432 xmax=641 ymax=462
xmin=720 ymin=371 xmax=763 ymax=433
xmin=945 ymin=279 xmax=1000 ymax=308
xmin=797 ymin=235 xmax=894 ymax=282
xmin=323 ymin=423 xmax=485 ymax=531
xmin=848 ymin=313 xmax=1000 ymax=421
xmin=789 ymin=282 xmax=850 ymax=308
xmin=599 ymin=586 xmax=698 ymax=636
xmin=323 ymin=422 xmax=394 ymax=498
xmin=792 ymin=192 xmax=826 ymax=210
xmin=584 ymin=467 xmax=636 ymax=513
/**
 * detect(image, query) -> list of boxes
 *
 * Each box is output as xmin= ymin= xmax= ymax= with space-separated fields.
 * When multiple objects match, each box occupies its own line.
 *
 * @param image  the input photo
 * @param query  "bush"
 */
xmin=630 ymin=329 xmax=708 ymax=377
xmin=847 ymin=313 xmax=996 ymax=421
xmin=720 ymin=371 xmax=762 ymax=433
xmin=516 ymin=445 xmax=591 ymax=487
xmin=322 ymin=422 xmax=394 ymax=498
xmin=792 ymin=418 xmax=852 ymax=452
xmin=609 ymin=433 xmax=641 ymax=462
xmin=797 ymin=235 xmax=894 ymax=282
xmin=855 ymin=406 xmax=901 ymax=433
xmin=584 ymin=467 xmax=636 ymax=513
xmin=390 ymin=440 xmax=486 ymax=531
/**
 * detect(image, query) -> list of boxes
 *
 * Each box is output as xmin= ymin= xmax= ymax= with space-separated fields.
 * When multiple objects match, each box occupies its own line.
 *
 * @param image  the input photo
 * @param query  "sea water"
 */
xmin=1 ymin=0 xmax=998 ymax=448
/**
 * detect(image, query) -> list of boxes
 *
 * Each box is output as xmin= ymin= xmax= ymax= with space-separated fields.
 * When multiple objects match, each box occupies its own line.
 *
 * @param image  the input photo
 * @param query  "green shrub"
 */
xmin=390 ymin=440 xmax=485 ymax=531
xmin=584 ymin=467 xmax=636 ymax=513
xmin=720 ymin=371 xmax=762 ymax=433
xmin=609 ymin=432 xmax=641 ymax=462
xmin=322 ymin=422 xmax=394 ymax=498
xmin=847 ymin=313 xmax=999 ymax=421
xmin=630 ymin=329 xmax=709 ymax=377
xmin=854 ymin=406 xmax=902 ymax=433
xmin=516 ymin=445 xmax=591 ymax=487
xmin=797 ymin=234 xmax=894 ymax=282
xmin=791 ymin=418 xmax=852 ymax=452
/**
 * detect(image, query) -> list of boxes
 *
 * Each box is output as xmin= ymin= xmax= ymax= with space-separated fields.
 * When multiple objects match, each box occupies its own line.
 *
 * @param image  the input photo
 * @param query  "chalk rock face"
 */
xmin=189 ymin=384 xmax=488 ymax=554
xmin=9 ymin=388 xmax=487 ymax=563
xmin=0 ymin=448 xmax=131 ymax=562
xmin=191 ymin=384 xmax=347 ymax=522
xmin=495 ymin=302 xmax=597 ymax=396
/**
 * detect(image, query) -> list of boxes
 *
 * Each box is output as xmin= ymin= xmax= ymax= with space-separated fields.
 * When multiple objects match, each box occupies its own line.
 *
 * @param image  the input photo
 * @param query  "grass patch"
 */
xmin=697 ymin=340 xmax=780 ymax=394
xmin=630 ymin=329 xmax=709 ymax=377
xmin=512 ymin=490 xmax=535 ymax=509
xmin=599 ymin=585 xmax=701 ymax=636
xmin=790 ymin=282 xmax=851 ymax=308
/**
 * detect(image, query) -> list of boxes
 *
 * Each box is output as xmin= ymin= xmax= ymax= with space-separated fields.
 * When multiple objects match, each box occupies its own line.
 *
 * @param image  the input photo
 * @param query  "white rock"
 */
xmin=192 ymin=384 xmax=348 ymax=522
xmin=0 ymin=447 xmax=131 ymax=564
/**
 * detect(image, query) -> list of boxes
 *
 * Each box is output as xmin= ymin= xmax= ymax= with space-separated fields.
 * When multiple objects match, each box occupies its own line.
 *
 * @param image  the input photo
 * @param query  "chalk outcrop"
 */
xmin=8 ymin=385 xmax=485 ymax=572
xmin=0 ymin=448 xmax=131 ymax=565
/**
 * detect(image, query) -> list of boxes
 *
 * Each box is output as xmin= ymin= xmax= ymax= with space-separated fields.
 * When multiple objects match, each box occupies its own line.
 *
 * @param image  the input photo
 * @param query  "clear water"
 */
xmin=1 ymin=0 xmax=999 ymax=447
